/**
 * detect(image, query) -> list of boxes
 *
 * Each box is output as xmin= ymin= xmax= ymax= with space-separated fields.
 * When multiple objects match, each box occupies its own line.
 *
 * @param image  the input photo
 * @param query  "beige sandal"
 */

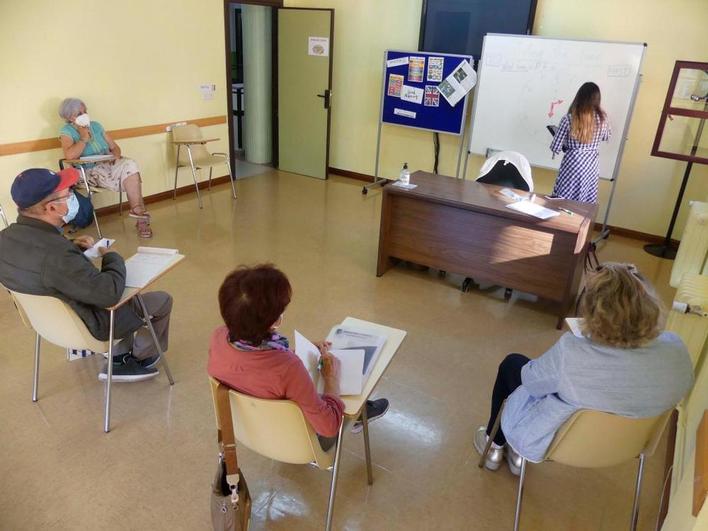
xmin=136 ymin=219 xmax=153 ymax=239
xmin=128 ymin=207 xmax=151 ymax=220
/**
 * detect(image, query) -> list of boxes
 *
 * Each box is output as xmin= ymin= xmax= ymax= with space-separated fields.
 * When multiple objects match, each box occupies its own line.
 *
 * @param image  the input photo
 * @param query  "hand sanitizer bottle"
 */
xmin=399 ymin=163 xmax=410 ymax=185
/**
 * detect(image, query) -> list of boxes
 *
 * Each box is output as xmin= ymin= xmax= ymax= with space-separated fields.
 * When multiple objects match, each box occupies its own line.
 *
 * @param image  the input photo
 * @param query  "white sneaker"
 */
xmin=474 ymin=426 xmax=504 ymax=471
xmin=506 ymin=444 xmax=523 ymax=476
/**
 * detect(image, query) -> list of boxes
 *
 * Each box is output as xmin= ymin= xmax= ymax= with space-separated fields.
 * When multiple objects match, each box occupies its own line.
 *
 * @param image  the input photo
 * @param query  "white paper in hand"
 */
xmin=83 ymin=238 xmax=115 ymax=259
xmin=330 ymin=349 xmax=365 ymax=395
xmin=294 ymin=330 xmax=321 ymax=383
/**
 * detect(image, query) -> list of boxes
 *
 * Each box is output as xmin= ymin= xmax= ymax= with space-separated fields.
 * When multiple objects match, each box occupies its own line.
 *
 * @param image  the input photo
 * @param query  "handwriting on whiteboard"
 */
xmin=547 ymin=99 xmax=564 ymax=118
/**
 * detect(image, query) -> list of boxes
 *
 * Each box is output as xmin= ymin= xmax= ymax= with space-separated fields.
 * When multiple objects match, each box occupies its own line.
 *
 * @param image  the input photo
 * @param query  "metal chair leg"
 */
xmin=186 ymin=146 xmax=202 ymax=209
xmin=208 ymin=167 xmax=213 ymax=190
xmin=104 ymin=310 xmax=115 ymax=433
xmin=629 ymin=454 xmax=645 ymax=531
xmin=325 ymin=419 xmax=345 ymax=531
xmin=136 ymin=294 xmax=175 ymax=385
xmin=173 ymin=145 xmax=181 ymax=200
xmin=32 ymin=333 xmax=41 ymax=402
xmin=80 ymin=166 xmax=102 ymax=239
xmin=361 ymin=405 xmax=374 ymax=485
xmin=119 ymin=184 xmax=123 ymax=216
xmin=226 ymin=160 xmax=237 ymax=199
xmin=513 ymin=458 xmax=527 ymax=531
xmin=479 ymin=402 xmax=505 ymax=468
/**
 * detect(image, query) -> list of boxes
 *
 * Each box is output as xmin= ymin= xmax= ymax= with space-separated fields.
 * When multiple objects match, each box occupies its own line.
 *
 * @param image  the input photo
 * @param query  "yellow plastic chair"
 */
xmin=171 ymin=124 xmax=237 ymax=208
xmin=480 ymin=405 xmax=673 ymax=531
xmin=8 ymin=290 xmax=172 ymax=431
xmin=209 ymin=377 xmax=370 ymax=531
xmin=0 ymin=200 xmax=9 ymax=228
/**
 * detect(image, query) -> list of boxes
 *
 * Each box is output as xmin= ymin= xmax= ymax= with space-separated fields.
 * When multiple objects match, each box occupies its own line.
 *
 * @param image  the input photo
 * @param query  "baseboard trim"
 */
xmin=329 ymin=166 xmax=677 ymax=245
xmin=97 ymin=169 xmax=679 ymax=247
xmin=94 ymin=175 xmax=231 ymax=216
xmin=592 ymin=223 xmax=679 ymax=247
xmin=329 ymin=166 xmax=374 ymax=183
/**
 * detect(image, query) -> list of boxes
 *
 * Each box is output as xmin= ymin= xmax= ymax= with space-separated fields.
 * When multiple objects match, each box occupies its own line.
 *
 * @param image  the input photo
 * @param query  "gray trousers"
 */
xmin=114 ymin=292 xmax=172 ymax=360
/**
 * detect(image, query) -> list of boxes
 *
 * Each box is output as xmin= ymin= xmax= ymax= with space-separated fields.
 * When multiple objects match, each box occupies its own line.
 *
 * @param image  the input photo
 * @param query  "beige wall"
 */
xmin=1 ymin=0 xmax=707 ymax=237
xmin=285 ymin=0 xmax=708 ymax=238
xmin=0 ymin=0 xmax=230 ymax=220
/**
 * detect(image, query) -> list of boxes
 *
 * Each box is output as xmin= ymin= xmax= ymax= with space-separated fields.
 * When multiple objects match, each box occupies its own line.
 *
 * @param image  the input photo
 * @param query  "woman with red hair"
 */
xmin=208 ymin=264 xmax=388 ymax=446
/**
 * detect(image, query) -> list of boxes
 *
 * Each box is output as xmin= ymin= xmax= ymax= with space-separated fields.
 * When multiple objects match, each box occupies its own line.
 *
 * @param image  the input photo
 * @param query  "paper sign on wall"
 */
xmin=308 ymin=36 xmax=329 ymax=57
xmin=199 ymin=83 xmax=216 ymax=101
xmin=401 ymin=85 xmax=424 ymax=104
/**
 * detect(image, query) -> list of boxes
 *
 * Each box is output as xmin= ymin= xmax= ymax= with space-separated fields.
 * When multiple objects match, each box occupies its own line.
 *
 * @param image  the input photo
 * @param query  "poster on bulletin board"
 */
xmin=380 ymin=49 xmax=474 ymax=136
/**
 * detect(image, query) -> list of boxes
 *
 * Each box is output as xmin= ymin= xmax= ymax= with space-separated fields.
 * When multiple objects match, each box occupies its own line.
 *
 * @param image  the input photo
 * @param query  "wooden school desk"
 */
xmin=376 ymin=171 xmax=598 ymax=328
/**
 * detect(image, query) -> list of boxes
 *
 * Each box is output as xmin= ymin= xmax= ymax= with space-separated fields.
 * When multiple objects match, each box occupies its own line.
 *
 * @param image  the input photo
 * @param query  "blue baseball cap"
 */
xmin=10 ymin=168 xmax=79 ymax=209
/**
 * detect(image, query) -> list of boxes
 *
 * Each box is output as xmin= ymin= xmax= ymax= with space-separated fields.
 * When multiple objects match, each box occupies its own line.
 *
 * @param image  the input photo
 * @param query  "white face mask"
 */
xmin=74 ymin=113 xmax=90 ymax=127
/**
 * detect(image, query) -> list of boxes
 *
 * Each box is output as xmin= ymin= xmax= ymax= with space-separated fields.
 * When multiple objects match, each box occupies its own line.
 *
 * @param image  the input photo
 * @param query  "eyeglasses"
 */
xmin=43 ymin=192 xmax=72 ymax=206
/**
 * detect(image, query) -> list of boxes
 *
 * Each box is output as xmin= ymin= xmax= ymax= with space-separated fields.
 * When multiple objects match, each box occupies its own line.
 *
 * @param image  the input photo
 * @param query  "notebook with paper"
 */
xmin=124 ymin=247 xmax=183 ymax=288
xmin=506 ymin=199 xmax=560 ymax=220
xmin=294 ymin=331 xmax=366 ymax=395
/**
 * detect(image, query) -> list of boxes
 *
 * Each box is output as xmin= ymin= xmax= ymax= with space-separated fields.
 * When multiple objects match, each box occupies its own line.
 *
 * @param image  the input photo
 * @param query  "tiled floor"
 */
xmin=0 ymin=171 xmax=677 ymax=530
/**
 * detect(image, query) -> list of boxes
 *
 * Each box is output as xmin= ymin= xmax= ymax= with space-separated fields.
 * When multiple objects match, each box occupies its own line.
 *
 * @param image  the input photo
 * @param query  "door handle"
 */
xmin=316 ymin=89 xmax=331 ymax=109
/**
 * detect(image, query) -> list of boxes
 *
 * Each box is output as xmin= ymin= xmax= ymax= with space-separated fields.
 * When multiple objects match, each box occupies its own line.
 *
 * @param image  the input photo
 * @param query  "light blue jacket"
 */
xmin=501 ymin=332 xmax=693 ymax=463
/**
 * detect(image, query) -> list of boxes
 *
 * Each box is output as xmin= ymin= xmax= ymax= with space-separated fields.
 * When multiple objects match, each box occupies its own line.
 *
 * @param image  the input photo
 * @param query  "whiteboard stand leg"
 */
xmin=364 ymin=117 xmax=386 ymax=194
xmin=593 ymin=176 xmax=618 ymax=244
xmin=455 ymin=121 xmax=468 ymax=179
xmin=364 ymin=53 xmax=388 ymax=196
xmin=462 ymin=151 xmax=471 ymax=181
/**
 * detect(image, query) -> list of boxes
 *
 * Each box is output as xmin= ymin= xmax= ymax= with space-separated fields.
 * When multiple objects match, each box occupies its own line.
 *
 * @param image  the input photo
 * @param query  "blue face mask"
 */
xmin=61 ymin=192 xmax=80 ymax=224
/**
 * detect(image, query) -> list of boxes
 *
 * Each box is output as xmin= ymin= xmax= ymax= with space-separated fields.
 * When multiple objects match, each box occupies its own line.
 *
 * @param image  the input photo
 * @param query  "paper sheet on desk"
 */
xmin=124 ymin=247 xmax=180 ymax=288
xmin=82 ymin=238 xmax=115 ymax=259
xmin=79 ymin=154 xmax=114 ymax=162
xmin=506 ymin=200 xmax=560 ymax=220
xmin=294 ymin=330 xmax=365 ymax=395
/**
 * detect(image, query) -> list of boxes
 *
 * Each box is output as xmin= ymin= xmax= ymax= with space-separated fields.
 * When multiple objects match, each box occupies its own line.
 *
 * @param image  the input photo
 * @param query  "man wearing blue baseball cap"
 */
xmin=0 ymin=168 xmax=172 ymax=382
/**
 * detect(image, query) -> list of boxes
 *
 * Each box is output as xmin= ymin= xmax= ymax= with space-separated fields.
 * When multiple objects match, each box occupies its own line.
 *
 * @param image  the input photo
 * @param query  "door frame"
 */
xmin=277 ymin=6 xmax=335 ymax=178
xmin=223 ymin=0 xmax=283 ymax=169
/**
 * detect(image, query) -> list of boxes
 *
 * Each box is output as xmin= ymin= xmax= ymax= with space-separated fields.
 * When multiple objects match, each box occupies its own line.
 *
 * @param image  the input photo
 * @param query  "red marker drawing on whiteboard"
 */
xmin=548 ymin=99 xmax=564 ymax=118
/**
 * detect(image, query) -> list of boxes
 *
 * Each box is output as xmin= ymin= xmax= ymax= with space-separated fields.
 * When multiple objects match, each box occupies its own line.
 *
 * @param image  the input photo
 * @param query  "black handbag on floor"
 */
xmin=71 ymin=189 xmax=94 ymax=229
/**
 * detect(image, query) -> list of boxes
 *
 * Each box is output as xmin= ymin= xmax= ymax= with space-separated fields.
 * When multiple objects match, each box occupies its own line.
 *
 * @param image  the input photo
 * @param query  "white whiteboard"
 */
xmin=469 ymin=35 xmax=645 ymax=180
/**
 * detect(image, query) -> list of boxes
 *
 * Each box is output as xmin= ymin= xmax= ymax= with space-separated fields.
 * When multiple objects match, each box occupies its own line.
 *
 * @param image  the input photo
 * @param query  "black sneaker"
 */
xmin=351 ymin=398 xmax=389 ymax=434
xmin=98 ymin=354 xmax=159 ymax=383
xmin=135 ymin=354 xmax=161 ymax=369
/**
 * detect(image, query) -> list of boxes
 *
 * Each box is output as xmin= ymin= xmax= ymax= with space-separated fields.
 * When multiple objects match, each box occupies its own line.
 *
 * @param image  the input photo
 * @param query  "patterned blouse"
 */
xmin=549 ymin=113 xmax=611 ymax=203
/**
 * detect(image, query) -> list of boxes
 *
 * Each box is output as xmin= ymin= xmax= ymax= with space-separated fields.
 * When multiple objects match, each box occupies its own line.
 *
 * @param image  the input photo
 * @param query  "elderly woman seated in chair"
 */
xmin=208 ymin=264 xmax=389 ymax=450
xmin=474 ymin=262 xmax=693 ymax=475
xmin=58 ymin=97 xmax=153 ymax=238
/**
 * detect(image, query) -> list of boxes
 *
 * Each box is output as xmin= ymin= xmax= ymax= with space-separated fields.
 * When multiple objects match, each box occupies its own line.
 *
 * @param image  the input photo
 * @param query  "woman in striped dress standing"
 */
xmin=550 ymin=82 xmax=611 ymax=203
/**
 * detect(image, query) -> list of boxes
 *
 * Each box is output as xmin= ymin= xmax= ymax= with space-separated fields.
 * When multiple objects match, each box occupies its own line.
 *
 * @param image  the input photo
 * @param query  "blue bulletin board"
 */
xmin=380 ymin=49 xmax=474 ymax=136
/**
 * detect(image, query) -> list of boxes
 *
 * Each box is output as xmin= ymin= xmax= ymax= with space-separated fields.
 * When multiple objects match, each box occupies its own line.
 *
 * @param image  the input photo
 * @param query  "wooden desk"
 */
xmin=377 ymin=171 xmax=597 ymax=328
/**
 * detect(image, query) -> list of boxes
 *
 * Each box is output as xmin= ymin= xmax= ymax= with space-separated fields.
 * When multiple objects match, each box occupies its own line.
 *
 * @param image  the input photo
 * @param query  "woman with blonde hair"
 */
xmin=474 ymin=263 xmax=693 ymax=475
xmin=549 ymin=82 xmax=611 ymax=203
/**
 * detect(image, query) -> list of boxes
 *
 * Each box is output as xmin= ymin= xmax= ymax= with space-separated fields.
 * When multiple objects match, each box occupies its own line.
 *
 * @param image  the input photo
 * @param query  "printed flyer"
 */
xmin=408 ymin=56 xmax=425 ymax=83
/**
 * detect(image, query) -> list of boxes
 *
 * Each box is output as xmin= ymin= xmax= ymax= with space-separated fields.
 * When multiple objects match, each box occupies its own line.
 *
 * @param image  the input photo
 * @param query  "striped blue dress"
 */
xmin=550 ymin=113 xmax=611 ymax=203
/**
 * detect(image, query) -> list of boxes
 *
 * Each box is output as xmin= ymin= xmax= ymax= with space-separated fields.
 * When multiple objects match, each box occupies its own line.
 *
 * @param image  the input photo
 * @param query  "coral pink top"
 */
xmin=208 ymin=326 xmax=345 ymax=437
